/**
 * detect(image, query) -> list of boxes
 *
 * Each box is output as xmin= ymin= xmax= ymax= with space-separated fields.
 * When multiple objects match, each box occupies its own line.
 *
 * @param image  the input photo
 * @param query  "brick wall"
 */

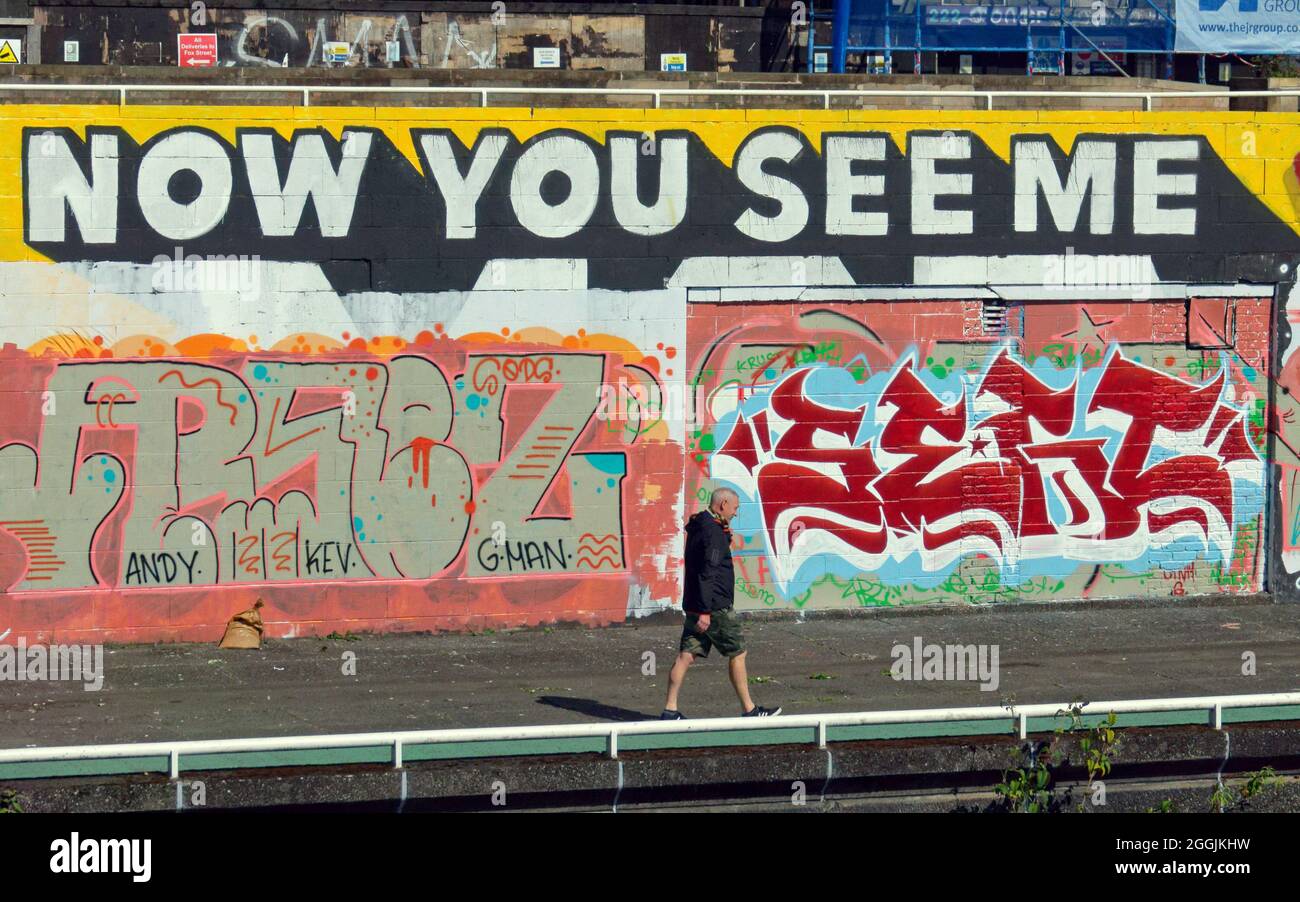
xmin=0 ymin=104 xmax=1296 ymax=643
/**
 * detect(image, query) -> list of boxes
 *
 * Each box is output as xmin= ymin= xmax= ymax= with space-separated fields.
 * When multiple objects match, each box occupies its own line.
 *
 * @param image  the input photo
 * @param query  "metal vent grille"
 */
xmin=981 ymin=298 xmax=1008 ymax=335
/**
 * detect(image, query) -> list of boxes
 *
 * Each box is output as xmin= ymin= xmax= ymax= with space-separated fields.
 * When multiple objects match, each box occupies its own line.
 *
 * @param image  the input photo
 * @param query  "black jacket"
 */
xmin=683 ymin=510 xmax=734 ymax=614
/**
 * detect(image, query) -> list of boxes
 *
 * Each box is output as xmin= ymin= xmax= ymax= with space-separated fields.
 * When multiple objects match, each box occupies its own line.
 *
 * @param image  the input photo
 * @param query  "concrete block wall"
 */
xmin=1 ymin=103 xmax=1298 ymax=642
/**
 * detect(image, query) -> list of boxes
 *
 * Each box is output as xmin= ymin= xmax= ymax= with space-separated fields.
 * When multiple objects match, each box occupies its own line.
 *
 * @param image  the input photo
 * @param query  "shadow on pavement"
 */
xmin=536 ymin=696 xmax=656 ymax=722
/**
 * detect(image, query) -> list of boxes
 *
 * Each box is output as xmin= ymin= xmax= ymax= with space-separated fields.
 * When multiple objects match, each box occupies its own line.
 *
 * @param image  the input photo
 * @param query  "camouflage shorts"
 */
xmin=679 ymin=607 xmax=746 ymax=659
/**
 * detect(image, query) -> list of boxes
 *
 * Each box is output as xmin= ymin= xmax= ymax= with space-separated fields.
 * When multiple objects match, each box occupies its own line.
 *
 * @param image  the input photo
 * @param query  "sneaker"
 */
xmin=659 ymin=709 xmax=686 ymax=721
xmin=743 ymin=705 xmax=782 ymax=717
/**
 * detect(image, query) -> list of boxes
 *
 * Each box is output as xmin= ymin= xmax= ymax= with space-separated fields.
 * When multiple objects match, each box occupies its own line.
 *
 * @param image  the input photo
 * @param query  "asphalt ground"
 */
xmin=2 ymin=596 xmax=1298 ymax=749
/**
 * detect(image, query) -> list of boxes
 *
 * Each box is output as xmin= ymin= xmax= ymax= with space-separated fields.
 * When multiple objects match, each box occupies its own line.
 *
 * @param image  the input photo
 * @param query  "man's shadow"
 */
xmin=536 ymin=696 xmax=656 ymax=722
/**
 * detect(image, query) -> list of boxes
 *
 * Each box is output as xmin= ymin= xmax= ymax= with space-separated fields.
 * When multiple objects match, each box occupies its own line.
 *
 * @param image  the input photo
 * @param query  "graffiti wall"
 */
xmin=2 ymin=104 xmax=1298 ymax=641
xmin=693 ymin=298 xmax=1271 ymax=608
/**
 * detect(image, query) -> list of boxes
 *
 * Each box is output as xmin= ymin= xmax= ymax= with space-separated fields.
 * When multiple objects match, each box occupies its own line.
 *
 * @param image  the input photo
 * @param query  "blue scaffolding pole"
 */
xmin=914 ymin=1 xmax=921 ymax=74
xmin=832 ymin=0 xmax=852 ymax=73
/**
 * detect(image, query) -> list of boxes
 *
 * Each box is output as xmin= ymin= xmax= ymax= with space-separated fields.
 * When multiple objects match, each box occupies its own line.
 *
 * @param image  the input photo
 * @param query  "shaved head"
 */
xmin=710 ymin=487 xmax=738 ymax=507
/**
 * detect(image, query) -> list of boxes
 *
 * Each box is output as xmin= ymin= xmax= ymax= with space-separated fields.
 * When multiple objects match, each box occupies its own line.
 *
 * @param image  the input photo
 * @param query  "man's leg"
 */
xmin=664 ymin=651 xmax=696 ymax=712
xmin=727 ymin=650 xmax=756 ymax=713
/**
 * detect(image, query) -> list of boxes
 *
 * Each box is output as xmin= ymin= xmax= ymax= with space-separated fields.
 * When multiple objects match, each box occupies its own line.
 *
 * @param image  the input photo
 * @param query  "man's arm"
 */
xmin=704 ymin=525 xmax=732 ymax=613
xmin=687 ymin=525 xmax=725 ymax=631
xmin=694 ymin=542 xmax=721 ymax=615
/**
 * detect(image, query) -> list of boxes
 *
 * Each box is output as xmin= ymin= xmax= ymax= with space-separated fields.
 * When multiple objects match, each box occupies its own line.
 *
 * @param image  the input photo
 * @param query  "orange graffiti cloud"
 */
xmin=26 ymin=326 xmax=664 ymax=369
xmin=175 ymin=334 xmax=251 ymax=357
xmin=269 ymin=332 xmax=346 ymax=355
xmin=26 ymin=333 xmax=105 ymax=359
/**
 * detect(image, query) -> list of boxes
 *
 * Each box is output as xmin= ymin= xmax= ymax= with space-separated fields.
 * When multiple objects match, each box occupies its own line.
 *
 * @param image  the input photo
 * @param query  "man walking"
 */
xmin=660 ymin=487 xmax=781 ymax=720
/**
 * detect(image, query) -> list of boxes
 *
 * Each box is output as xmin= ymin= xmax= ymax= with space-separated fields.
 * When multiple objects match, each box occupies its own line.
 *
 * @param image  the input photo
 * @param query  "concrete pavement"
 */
xmin=3 ymin=595 xmax=1299 ymax=749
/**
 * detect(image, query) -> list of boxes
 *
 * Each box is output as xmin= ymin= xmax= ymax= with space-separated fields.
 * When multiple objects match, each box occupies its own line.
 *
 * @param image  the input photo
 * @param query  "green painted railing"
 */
xmin=2 ymin=692 xmax=1297 ymax=781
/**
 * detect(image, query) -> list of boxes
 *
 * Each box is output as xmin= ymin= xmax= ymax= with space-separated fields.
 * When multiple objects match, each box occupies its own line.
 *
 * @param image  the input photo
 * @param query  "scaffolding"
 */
xmin=809 ymin=0 xmax=1181 ymax=80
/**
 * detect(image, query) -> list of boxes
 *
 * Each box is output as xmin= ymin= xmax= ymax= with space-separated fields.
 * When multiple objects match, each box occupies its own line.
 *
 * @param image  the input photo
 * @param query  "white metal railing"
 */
xmin=1 ymin=692 xmax=1296 ymax=779
xmin=0 ymin=82 xmax=1294 ymax=111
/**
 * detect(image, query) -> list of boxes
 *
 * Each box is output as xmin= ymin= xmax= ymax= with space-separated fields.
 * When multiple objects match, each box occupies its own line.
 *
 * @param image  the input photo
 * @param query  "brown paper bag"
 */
xmin=219 ymin=599 xmax=265 ymax=649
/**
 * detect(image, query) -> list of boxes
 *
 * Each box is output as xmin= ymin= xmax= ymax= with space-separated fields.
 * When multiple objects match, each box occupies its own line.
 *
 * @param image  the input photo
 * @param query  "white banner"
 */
xmin=1176 ymin=0 xmax=1300 ymax=53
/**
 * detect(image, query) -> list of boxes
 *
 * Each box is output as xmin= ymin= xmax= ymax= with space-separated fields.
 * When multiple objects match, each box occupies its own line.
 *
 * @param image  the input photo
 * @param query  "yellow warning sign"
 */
xmin=0 ymin=41 xmax=20 ymax=64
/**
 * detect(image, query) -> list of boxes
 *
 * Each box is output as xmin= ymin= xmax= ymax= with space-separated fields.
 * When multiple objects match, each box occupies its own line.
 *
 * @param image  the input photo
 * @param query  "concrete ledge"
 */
xmin=1229 ymin=78 xmax=1300 ymax=112
xmin=0 ymin=69 xmax=1231 ymax=111
xmin=6 ymin=721 xmax=1297 ymax=813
